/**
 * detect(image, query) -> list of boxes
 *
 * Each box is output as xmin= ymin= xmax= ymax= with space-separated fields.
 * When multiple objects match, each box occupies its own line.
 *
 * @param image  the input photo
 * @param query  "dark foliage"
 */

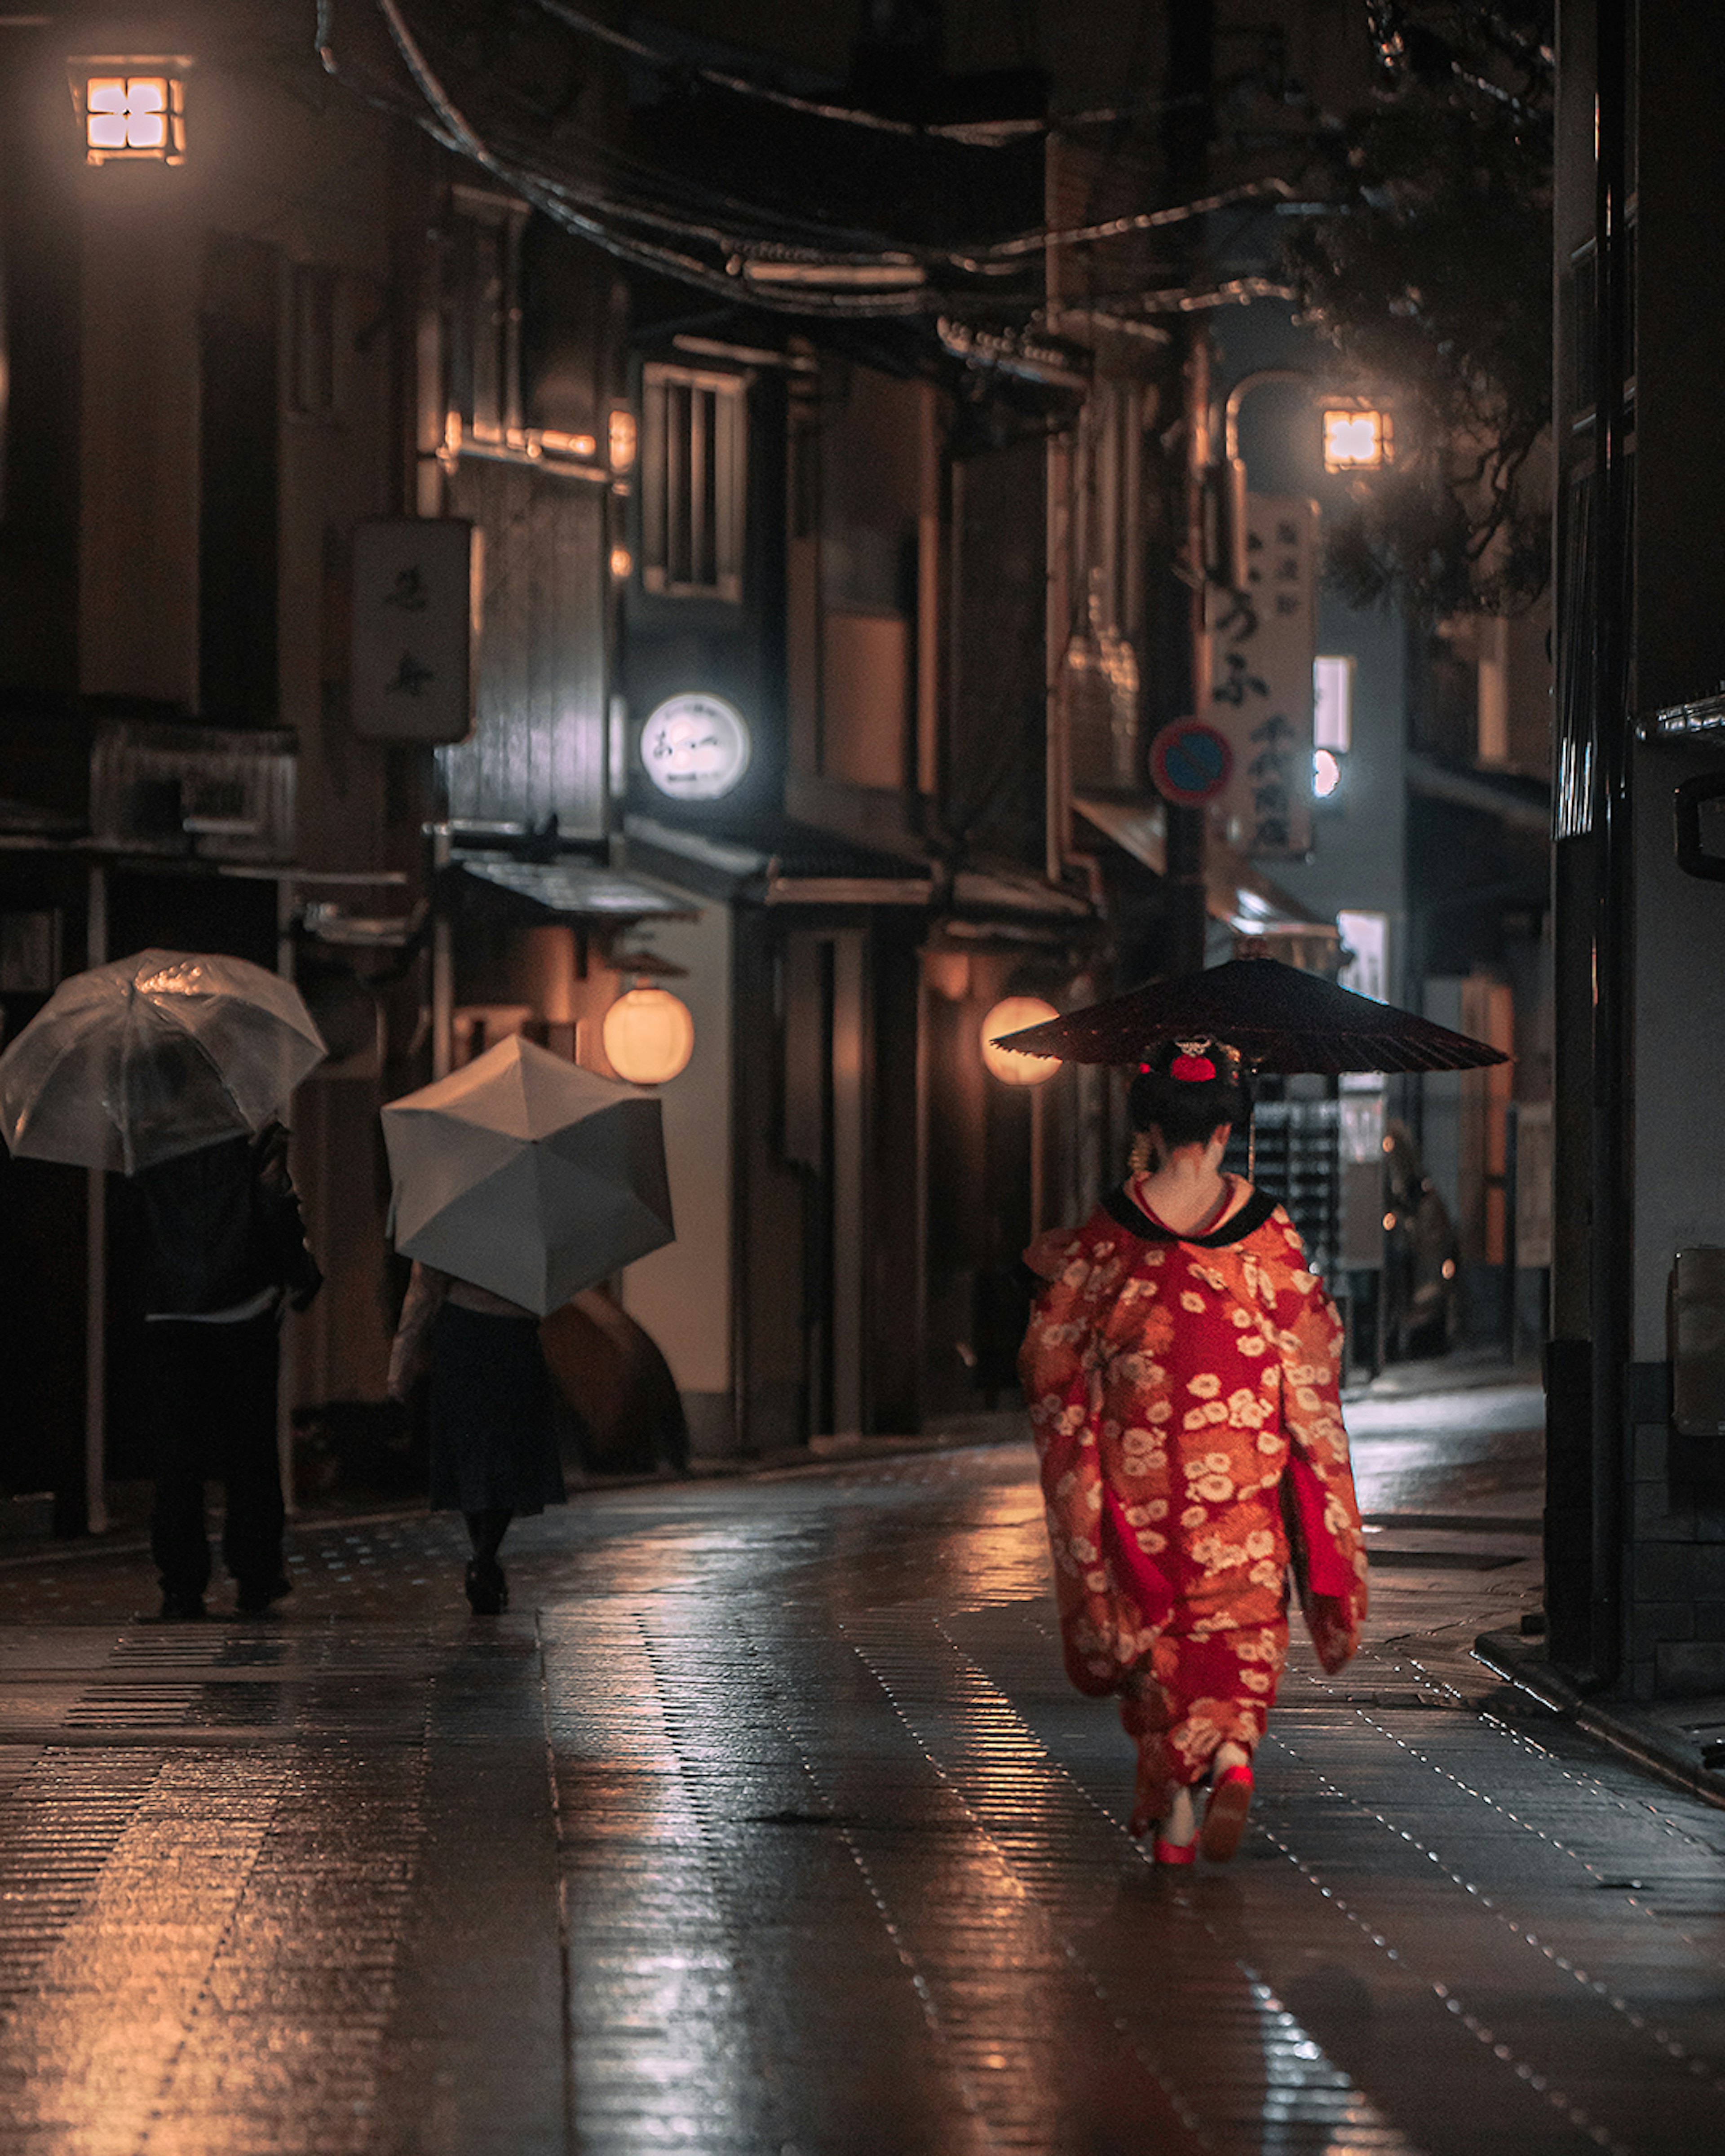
xmin=1283 ymin=4 xmax=1554 ymax=615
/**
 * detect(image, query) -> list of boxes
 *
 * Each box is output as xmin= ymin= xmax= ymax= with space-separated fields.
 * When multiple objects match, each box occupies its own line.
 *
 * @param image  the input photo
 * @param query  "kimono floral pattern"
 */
xmin=1020 ymin=1188 xmax=1367 ymax=1823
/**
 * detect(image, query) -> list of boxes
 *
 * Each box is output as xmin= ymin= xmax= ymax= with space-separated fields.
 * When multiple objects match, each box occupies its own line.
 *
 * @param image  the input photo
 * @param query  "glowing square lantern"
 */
xmin=1322 ymin=407 xmax=1391 ymax=472
xmin=71 ymin=59 xmax=190 ymax=165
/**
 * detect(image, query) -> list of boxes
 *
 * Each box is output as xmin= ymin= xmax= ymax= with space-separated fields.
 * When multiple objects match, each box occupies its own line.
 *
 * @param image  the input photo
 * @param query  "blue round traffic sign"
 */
xmin=1150 ymin=720 xmax=1233 ymax=807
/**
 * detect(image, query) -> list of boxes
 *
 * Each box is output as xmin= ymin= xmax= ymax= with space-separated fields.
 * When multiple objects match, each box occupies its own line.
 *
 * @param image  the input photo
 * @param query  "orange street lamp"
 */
xmin=70 ymin=57 xmax=191 ymax=165
xmin=1322 ymin=405 xmax=1393 ymax=472
xmin=981 ymin=996 xmax=1060 ymax=1086
xmin=602 ymin=986 xmax=694 ymax=1086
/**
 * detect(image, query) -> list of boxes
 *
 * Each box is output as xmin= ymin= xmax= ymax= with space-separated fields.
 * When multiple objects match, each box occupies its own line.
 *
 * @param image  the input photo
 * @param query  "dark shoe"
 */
xmin=156 ymin=1591 xmax=207 ymax=1622
xmin=235 ymin=1575 xmax=292 ymax=1616
xmin=464 ymin=1561 xmax=507 ymax=1616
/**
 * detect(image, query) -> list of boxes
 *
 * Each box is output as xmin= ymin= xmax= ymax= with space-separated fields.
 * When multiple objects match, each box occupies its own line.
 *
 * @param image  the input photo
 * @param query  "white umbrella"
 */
xmin=381 ymin=1034 xmax=674 ymax=1317
xmin=0 ymin=949 xmax=327 ymax=1176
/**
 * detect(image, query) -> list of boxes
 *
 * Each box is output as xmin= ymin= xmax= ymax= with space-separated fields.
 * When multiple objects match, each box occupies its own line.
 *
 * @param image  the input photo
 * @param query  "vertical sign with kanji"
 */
xmin=349 ymin=518 xmax=481 ymax=745
xmin=1203 ymin=494 xmax=1317 ymax=857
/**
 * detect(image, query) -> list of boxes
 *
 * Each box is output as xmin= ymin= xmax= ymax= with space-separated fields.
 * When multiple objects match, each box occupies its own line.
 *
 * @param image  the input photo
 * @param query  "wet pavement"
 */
xmin=3 ymin=1392 xmax=1725 ymax=2153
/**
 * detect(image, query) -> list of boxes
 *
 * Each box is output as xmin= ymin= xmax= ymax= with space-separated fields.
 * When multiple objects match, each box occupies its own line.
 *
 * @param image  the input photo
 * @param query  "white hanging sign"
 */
xmin=1203 ymin=494 xmax=1318 ymax=858
xmin=349 ymin=518 xmax=480 ymax=745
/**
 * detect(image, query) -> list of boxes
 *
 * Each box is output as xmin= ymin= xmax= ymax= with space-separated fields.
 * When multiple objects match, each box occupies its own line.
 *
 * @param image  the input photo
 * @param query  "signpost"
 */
xmin=1149 ymin=718 xmax=1233 ymax=808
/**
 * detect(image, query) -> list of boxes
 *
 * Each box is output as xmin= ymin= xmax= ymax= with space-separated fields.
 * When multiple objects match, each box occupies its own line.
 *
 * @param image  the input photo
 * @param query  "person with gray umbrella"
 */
xmin=382 ymin=1034 xmax=676 ymax=1613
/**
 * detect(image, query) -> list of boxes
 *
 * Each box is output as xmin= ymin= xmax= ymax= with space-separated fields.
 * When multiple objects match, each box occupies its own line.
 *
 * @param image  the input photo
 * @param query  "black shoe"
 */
xmin=464 ymin=1561 xmax=507 ymax=1615
xmin=235 ymin=1575 xmax=292 ymax=1616
xmin=157 ymin=1591 xmax=207 ymax=1622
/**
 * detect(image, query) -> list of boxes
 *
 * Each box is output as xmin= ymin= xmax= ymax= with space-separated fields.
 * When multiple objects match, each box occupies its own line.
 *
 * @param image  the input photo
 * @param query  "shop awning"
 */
xmin=452 ymin=853 xmax=697 ymax=922
xmin=1073 ymin=793 xmax=1329 ymax=930
xmin=625 ymin=813 xmax=934 ymax=906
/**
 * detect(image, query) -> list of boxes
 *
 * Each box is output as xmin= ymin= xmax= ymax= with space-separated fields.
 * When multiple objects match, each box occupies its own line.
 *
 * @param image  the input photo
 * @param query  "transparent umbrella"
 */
xmin=0 ymin=949 xmax=327 ymax=1175
xmin=381 ymin=1034 xmax=675 ymax=1317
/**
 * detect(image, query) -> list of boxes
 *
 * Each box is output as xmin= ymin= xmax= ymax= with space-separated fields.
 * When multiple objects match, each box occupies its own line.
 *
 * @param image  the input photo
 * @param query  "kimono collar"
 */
xmin=1101 ymin=1180 xmax=1281 ymax=1249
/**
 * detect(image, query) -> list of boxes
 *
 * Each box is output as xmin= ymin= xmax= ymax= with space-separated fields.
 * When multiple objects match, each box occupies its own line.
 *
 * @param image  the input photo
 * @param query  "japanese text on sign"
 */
xmin=349 ymin=519 xmax=481 ymax=746
xmin=1202 ymin=495 xmax=1317 ymax=858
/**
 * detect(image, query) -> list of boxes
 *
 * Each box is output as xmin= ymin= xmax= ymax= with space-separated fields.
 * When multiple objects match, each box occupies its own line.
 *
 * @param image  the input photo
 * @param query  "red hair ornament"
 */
xmin=1170 ymin=1053 xmax=1216 ymax=1083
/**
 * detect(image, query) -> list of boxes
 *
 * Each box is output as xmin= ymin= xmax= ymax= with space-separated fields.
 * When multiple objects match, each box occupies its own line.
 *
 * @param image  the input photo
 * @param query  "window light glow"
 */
xmin=608 ymin=409 xmax=637 ymax=472
xmin=1322 ymin=407 xmax=1391 ymax=472
xmin=1314 ymin=654 xmax=1353 ymax=751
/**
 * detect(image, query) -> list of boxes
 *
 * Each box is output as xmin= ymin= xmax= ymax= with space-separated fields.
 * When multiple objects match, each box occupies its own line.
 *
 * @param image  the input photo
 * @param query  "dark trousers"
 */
xmin=148 ymin=1312 xmax=284 ymax=1599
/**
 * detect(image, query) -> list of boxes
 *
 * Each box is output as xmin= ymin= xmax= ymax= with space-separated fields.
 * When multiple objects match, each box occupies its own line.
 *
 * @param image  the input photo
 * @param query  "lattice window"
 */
xmin=640 ymin=363 xmax=746 ymax=601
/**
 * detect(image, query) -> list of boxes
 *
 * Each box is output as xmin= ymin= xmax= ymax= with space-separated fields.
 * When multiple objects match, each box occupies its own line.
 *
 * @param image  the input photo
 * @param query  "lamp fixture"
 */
xmin=1322 ymin=406 xmax=1392 ymax=473
xmin=602 ymin=986 xmax=694 ymax=1086
xmin=71 ymin=56 xmax=190 ymax=164
xmin=981 ymin=996 xmax=1060 ymax=1086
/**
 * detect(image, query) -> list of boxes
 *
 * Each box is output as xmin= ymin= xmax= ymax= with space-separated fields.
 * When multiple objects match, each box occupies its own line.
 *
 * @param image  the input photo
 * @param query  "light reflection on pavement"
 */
xmin=4 ymin=1405 xmax=1725 ymax=2152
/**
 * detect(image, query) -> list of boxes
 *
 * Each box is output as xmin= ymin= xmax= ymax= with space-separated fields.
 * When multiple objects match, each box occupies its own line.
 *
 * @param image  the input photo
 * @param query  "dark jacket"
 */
xmin=129 ymin=1122 xmax=323 ymax=1318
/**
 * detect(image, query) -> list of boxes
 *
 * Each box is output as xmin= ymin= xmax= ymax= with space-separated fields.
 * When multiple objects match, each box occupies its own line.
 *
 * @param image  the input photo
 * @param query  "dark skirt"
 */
xmin=427 ymin=1303 xmax=566 ymax=1514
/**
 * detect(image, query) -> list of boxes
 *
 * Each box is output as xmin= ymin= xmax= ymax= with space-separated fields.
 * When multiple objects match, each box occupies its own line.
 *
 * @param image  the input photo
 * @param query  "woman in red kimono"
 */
xmin=1020 ymin=1038 xmax=1367 ymax=1864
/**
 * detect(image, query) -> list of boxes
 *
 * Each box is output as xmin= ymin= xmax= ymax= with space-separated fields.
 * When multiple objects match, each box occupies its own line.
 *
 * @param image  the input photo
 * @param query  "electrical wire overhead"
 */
xmin=318 ymin=0 xmax=1308 ymax=326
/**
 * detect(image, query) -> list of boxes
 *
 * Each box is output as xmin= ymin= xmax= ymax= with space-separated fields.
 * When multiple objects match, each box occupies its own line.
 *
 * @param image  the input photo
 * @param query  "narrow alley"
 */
xmin=2 ymin=1386 xmax=1722 ymax=2155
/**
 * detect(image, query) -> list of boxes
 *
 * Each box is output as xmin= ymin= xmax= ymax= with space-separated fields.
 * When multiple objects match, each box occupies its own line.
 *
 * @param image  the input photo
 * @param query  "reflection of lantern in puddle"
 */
xmin=602 ymin=986 xmax=694 ymax=1085
xmin=980 ymin=996 xmax=1059 ymax=1086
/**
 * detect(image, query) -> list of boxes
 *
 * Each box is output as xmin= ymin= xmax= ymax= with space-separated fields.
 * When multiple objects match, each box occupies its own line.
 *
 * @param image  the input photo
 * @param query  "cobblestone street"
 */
xmin=3 ymin=1397 xmax=1725 ymax=2154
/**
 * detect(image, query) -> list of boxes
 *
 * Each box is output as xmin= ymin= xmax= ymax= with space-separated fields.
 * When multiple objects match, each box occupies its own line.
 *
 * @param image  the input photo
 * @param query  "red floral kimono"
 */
xmin=1020 ymin=1178 xmax=1367 ymax=1828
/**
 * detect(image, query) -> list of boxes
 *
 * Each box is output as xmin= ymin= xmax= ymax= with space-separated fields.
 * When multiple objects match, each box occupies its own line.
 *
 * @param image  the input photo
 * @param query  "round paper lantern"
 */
xmin=980 ymin=996 xmax=1060 ymax=1086
xmin=602 ymin=986 xmax=694 ymax=1086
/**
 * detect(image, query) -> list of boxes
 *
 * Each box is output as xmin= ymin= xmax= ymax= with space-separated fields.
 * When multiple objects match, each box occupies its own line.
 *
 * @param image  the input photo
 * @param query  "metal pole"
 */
xmin=1030 ymin=1082 xmax=1047 ymax=1241
xmin=1588 ymin=0 xmax=1632 ymax=1689
xmin=84 ymin=865 xmax=108 ymax=1535
xmin=1503 ymin=1100 xmax=1521 ymax=1365
xmin=276 ymin=878 xmax=298 ymax=1520
xmin=1169 ymin=323 xmax=1212 ymax=975
xmin=430 ymin=824 xmax=454 ymax=1078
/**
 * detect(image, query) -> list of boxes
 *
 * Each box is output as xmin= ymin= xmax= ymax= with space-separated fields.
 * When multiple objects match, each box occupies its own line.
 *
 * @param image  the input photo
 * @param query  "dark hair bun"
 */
xmin=1128 ymin=1037 xmax=1251 ymax=1150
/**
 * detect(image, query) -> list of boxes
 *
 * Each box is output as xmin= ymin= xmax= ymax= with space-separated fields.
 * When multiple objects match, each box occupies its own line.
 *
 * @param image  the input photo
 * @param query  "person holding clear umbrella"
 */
xmin=126 ymin=1108 xmax=322 ymax=1618
xmin=0 ymin=950 xmax=329 ymax=1621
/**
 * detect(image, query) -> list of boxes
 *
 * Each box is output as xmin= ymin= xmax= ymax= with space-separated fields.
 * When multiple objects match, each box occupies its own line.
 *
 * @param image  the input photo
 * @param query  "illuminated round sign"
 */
xmin=639 ymin=693 xmax=752 ymax=801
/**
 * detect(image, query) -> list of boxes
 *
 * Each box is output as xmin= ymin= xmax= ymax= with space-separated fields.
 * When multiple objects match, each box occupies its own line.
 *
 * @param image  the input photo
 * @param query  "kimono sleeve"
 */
xmin=1017 ymin=1232 xmax=1123 ymax=1697
xmin=1276 ymin=1263 xmax=1368 ymax=1673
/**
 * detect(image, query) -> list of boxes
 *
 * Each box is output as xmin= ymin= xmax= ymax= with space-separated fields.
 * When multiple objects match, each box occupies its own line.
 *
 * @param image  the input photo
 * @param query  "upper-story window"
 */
xmin=640 ymin=362 xmax=745 ymax=601
xmin=444 ymin=186 xmax=529 ymax=442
